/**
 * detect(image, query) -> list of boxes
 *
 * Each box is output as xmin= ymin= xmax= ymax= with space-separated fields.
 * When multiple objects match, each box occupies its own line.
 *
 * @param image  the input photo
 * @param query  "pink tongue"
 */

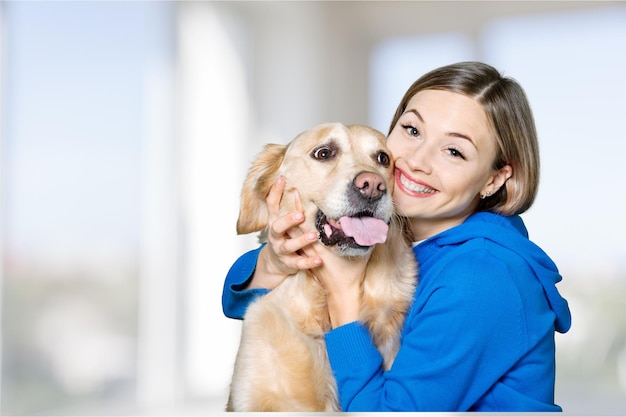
xmin=340 ymin=216 xmax=388 ymax=246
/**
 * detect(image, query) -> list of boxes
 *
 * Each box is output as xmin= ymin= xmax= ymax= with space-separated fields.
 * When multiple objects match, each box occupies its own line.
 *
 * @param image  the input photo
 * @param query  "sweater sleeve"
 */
xmin=221 ymin=244 xmax=270 ymax=319
xmin=325 ymin=250 xmax=529 ymax=411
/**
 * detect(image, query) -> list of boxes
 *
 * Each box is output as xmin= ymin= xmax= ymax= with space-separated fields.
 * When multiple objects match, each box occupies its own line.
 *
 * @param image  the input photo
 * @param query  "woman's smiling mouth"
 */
xmin=395 ymin=169 xmax=438 ymax=196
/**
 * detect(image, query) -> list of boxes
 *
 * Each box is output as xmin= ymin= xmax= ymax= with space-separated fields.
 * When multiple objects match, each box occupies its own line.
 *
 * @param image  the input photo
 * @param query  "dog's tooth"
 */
xmin=324 ymin=224 xmax=333 ymax=237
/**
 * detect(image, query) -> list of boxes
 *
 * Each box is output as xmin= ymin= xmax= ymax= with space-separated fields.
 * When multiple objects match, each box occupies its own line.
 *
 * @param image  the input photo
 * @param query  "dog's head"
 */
xmin=237 ymin=123 xmax=395 ymax=257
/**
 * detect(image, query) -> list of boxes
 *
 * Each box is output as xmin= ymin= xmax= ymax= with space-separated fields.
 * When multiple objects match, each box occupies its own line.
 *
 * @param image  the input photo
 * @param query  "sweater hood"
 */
xmin=427 ymin=212 xmax=571 ymax=333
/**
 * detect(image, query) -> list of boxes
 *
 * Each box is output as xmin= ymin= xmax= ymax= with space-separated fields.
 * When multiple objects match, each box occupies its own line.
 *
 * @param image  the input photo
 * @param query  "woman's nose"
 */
xmin=405 ymin=141 xmax=433 ymax=173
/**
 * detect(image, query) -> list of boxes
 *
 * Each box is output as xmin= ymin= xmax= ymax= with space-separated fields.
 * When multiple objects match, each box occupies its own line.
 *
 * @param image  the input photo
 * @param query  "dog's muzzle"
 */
xmin=315 ymin=210 xmax=388 ymax=251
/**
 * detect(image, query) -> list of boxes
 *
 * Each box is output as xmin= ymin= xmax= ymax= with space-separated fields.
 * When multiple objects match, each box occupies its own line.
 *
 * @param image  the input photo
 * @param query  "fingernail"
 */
xmin=293 ymin=212 xmax=304 ymax=222
xmin=306 ymin=232 xmax=317 ymax=241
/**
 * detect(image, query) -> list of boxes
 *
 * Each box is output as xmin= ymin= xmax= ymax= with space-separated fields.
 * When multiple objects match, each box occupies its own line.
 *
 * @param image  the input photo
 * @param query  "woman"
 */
xmin=222 ymin=61 xmax=571 ymax=411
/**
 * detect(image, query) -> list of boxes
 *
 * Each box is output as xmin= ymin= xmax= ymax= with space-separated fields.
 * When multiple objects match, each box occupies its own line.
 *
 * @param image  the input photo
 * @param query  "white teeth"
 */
xmin=400 ymin=173 xmax=436 ymax=194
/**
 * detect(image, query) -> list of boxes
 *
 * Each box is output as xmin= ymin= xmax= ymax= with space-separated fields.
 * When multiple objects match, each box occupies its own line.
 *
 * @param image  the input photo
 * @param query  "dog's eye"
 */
xmin=312 ymin=145 xmax=335 ymax=160
xmin=377 ymin=151 xmax=391 ymax=167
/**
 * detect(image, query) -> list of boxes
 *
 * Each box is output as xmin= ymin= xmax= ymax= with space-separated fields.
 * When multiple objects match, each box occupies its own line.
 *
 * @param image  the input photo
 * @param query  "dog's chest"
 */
xmin=262 ymin=272 xmax=331 ymax=336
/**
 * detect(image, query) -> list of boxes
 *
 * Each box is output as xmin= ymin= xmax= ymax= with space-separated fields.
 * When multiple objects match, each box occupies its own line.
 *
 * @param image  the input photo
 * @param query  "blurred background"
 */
xmin=0 ymin=0 xmax=625 ymax=415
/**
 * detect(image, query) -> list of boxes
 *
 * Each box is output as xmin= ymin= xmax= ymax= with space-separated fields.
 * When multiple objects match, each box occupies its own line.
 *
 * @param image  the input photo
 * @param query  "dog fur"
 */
xmin=227 ymin=123 xmax=417 ymax=412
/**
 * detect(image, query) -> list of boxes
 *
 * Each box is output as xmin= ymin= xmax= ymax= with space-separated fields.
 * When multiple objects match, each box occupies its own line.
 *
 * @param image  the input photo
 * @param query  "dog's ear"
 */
xmin=237 ymin=143 xmax=286 ymax=234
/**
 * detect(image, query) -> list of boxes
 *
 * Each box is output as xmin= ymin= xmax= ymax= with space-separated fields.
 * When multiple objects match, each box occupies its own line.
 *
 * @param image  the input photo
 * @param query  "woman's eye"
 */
xmin=446 ymin=147 xmax=465 ymax=159
xmin=402 ymin=124 xmax=420 ymax=138
xmin=312 ymin=145 xmax=335 ymax=160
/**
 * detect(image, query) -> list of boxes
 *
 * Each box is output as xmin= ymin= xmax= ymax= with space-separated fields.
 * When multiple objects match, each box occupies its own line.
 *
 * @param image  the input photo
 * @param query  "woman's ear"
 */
xmin=480 ymin=164 xmax=513 ymax=197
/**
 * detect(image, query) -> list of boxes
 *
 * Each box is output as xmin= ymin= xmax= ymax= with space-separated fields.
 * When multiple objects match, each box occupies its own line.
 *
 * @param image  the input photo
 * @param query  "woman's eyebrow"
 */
xmin=404 ymin=109 xmax=424 ymax=123
xmin=406 ymin=108 xmax=477 ymax=148
xmin=449 ymin=131 xmax=476 ymax=145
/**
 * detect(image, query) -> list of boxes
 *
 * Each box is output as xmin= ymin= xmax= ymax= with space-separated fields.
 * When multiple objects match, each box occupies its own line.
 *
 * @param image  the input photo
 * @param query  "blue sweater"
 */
xmin=222 ymin=212 xmax=572 ymax=411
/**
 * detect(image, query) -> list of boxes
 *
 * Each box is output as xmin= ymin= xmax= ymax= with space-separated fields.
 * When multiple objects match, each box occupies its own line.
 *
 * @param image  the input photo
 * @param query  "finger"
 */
xmin=293 ymin=188 xmax=303 ymax=212
xmin=281 ymin=230 xmax=317 ymax=253
xmin=291 ymin=189 xmax=318 ymax=238
xmin=294 ymin=255 xmax=323 ymax=270
xmin=281 ymin=242 xmax=322 ymax=270
xmin=266 ymin=175 xmax=286 ymax=219
xmin=292 ymin=235 xmax=323 ymax=268
xmin=271 ymin=211 xmax=306 ymax=238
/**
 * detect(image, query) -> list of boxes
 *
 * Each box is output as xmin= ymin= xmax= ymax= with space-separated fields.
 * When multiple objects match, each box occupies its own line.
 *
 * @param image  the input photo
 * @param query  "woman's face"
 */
xmin=387 ymin=89 xmax=509 ymax=240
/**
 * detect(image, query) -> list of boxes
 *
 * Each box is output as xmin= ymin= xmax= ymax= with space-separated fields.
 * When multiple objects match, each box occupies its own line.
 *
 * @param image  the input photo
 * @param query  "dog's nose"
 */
xmin=354 ymin=172 xmax=386 ymax=200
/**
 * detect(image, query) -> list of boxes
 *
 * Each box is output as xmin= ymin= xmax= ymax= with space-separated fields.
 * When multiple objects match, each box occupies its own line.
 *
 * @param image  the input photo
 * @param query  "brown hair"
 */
xmin=388 ymin=61 xmax=539 ymax=215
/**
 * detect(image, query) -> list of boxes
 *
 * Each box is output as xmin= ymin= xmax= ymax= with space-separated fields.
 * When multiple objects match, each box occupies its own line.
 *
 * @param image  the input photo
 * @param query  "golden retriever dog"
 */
xmin=227 ymin=122 xmax=417 ymax=412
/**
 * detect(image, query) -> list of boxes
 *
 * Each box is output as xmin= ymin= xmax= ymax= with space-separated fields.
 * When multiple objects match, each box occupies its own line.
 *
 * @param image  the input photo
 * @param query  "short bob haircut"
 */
xmin=388 ymin=61 xmax=539 ymax=216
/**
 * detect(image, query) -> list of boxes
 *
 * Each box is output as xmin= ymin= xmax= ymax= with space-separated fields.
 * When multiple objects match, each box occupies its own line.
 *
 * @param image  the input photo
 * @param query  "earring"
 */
xmin=480 ymin=191 xmax=493 ymax=199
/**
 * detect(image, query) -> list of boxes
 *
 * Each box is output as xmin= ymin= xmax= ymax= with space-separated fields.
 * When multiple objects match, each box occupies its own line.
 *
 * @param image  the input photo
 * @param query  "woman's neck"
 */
xmin=409 ymin=214 xmax=472 ymax=242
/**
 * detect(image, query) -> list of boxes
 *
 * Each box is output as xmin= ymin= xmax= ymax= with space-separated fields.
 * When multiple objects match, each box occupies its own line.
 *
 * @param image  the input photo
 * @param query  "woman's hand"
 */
xmin=246 ymin=176 xmax=369 ymax=329
xmin=305 ymin=242 xmax=370 ymax=328
xmin=245 ymin=176 xmax=322 ymax=290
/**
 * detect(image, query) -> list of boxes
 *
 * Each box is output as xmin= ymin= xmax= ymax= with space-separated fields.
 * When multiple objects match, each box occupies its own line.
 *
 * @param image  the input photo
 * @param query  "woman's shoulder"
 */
xmin=411 ymin=243 xmax=528 ymax=337
xmin=416 ymin=234 xmax=528 ymax=302
xmin=416 ymin=213 xmax=530 ymax=267
xmin=435 ymin=239 xmax=520 ymax=280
